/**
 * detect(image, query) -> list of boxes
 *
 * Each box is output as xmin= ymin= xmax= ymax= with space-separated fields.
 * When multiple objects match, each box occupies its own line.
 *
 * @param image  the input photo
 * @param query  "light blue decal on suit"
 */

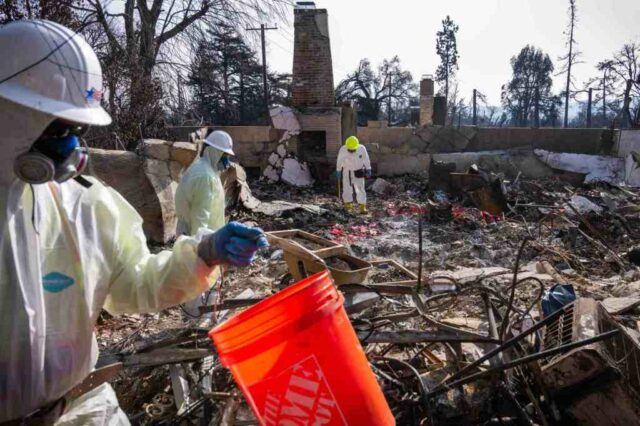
xmin=43 ymin=272 xmax=75 ymax=293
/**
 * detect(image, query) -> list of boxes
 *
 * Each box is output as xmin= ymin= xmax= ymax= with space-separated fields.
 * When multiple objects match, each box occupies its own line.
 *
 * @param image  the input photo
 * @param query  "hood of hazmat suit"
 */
xmin=0 ymin=20 xmax=214 ymax=424
xmin=175 ymin=144 xmax=227 ymax=236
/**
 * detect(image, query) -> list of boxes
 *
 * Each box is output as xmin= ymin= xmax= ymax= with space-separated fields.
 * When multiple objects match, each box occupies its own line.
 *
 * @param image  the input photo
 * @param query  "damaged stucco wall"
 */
xmin=166 ymin=125 xmax=281 ymax=169
xmin=358 ymin=126 xmax=616 ymax=155
xmin=359 ymin=126 xmax=635 ymax=180
xmin=617 ymin=130 xmax=640 ymax=157
xmin=212 ymin=126 xmax=281 ymax=168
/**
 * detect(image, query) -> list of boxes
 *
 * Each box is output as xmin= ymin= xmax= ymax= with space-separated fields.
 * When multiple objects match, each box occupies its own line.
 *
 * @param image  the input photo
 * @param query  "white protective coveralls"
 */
xmin=0 ymin=99 xmax=215 ymax=425
xmin=174 ymin=145 xmax=227 ymax=316
xmin=336 ymin=144 xmax=371 ymax=204
xmin=175 ymin=146 xmax=226 ymax=236
xmin=0 ymin=20 xmax=215 ymax=424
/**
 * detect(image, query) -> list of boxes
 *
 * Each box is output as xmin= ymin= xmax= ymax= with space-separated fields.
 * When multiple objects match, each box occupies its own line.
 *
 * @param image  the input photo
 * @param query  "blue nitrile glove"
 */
xmin=336 ymin=170 xmax=342 ymax=178
xmin=366 ymin=169 xmax=372 ymax=178
xmin=198 ymin=222 xmax=269 ymax=267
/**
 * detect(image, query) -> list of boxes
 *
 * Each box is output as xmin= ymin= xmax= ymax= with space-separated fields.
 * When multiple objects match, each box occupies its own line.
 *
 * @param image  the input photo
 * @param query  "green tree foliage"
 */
xmin=435 ymin=16 xmax=459 ymax=104
xmin=188 ymin=24 xmax=290 ymax=125
xmin=502 ymin=45 xmax=561 ymax=127
xmin=335 ymin=56 xmax=416 ymax=125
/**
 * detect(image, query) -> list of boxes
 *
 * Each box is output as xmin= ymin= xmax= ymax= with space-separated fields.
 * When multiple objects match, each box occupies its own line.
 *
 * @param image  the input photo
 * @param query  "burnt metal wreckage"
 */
xmin=96 ymin=172 xmax=640 ymax=425
xmin=100 ymin=233 xmax=640 ymax=425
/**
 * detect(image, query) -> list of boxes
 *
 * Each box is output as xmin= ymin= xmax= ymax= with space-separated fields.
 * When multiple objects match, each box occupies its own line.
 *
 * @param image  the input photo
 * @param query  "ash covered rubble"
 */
xmin=96 ymin=164 xmax=640 ymax=425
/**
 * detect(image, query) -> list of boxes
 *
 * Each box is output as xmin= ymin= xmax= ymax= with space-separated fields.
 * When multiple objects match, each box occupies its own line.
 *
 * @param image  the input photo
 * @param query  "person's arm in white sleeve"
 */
xmin=361 ymin=145 xmax=372 ymax=170
xmin=97 ymin=186 xmax=214 ymax=314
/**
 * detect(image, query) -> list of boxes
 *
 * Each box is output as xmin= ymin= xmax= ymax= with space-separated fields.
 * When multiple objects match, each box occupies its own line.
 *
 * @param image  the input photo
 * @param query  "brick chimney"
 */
xmin=292 ymin=2 xmax=335 ymax=107
xmin=419 ymin=75 xmax=434 ymax=127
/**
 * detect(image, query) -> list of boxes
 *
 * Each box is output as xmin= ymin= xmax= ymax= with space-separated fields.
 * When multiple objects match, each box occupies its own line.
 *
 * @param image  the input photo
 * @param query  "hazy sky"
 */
xmin=266 ymin=0 xmax=640 ymax=107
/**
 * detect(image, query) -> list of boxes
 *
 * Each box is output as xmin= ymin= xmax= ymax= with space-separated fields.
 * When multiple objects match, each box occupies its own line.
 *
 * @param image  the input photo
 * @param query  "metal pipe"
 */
xmin=432 ymin=302 xmax=577 ymax=393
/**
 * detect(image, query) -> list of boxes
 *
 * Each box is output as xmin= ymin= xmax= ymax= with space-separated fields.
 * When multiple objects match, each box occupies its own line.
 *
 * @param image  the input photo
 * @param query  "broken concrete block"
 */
xmin=343 ymin=292 xmax=380 ymax=315
xmin=534 ymin=149 xmax=625 ymax=184
xmin=281 ymin=158 xmax=313 ymax=187
xmin=143 ymin=139 xmax=171 ymax=161
xmin=276 ymin=144 xmax=287 ymax=157
xmin=429 ymin=267 xmax=510 ymax=286
xmin=251 ymin=200 xmax=326 ymax=217
xmin=268 ymin=152 xmax=281 ymax=167
xmin=144 ymin=158 xmax=171 ymax=177
xmin=371 ymin=178 xmax=396 ymax=195
xmin=602 ymin=297 xmax=640 ymax=315
xmin=171 ymin=142 xmax=198 ymax=167
xmin=610 ymin=280 xmax=640 ymax=297
xmin=270 ymin=106 xmax=301 ymax=132
xmin=565 ymin=195 xmax=603 ymax=215
xmin=263 ymin=165 xmax=280 ymax=182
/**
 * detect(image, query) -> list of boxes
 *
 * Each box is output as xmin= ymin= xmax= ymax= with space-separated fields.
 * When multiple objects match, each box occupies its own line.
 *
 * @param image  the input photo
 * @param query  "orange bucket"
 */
xmin=210 ymin=271 xmax=394 ymax=425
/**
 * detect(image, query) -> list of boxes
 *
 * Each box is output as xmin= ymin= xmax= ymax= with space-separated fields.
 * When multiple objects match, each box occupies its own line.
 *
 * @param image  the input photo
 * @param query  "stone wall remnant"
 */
xmin=87 ymin=140 xmax=199 ymax=243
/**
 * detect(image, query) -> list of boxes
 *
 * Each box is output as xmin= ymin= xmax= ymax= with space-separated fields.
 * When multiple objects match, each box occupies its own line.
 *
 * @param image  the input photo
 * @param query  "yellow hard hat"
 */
xmin=345 ymin=136 xmax=360 ymax=151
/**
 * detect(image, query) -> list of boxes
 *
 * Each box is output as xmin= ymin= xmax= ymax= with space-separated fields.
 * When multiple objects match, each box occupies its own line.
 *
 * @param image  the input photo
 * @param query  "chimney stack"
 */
xmin=292 ymin=3 xmax=335 ymax=107
xmin=419 ymin=75 xmax=435 ymax=127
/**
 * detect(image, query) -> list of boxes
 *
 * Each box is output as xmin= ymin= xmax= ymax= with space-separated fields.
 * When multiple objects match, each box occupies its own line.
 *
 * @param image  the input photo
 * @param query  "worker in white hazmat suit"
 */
xmin=0 ymin=20 xmax=268 ymax=426
xmin=336 ymin=136 xmax=372 ymax=214
xmin=174 ymin=130 xmax=234 ymax=317
xmin=175 ymin=130 xmax=234 ymax=237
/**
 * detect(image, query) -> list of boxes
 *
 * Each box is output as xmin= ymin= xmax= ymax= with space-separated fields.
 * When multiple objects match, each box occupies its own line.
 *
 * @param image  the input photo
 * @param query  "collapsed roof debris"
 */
xmin=97 ymin=170 xmax=640 ymax=425
xmin=534 ymin=149 xmax=630 ymax=185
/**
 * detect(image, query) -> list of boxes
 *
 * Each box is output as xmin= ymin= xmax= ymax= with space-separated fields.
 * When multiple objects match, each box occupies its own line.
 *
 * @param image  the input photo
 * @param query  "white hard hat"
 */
xmin=204 ymin=130 xmax=234 ymax=155
xmin=0 ymin=20 xmax=111 ymax=126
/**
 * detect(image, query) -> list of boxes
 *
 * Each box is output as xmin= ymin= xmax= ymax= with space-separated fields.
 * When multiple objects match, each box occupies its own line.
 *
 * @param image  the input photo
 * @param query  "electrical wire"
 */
xmin=375 ymin=356 xmax=430 ymax=407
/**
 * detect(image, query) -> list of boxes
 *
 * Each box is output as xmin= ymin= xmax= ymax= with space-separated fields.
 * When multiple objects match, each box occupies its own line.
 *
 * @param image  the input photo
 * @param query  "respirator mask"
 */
xmin=220 ymin=155 xmax=231 ymax=170
xmin=14 ymin=121 xmax=89 ymax=184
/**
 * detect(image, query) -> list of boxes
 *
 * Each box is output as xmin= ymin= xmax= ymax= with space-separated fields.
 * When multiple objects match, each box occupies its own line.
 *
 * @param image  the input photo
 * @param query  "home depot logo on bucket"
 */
xmin=251 ymin=355 xmax=347 ymax=425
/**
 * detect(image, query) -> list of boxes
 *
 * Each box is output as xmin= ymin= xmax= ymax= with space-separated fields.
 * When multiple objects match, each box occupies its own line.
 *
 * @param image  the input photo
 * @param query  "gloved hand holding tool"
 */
xmin=366 ymin=169 xmax=372 ymax=178
xmin=198 ymin=222 xmax=268 ymax=267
